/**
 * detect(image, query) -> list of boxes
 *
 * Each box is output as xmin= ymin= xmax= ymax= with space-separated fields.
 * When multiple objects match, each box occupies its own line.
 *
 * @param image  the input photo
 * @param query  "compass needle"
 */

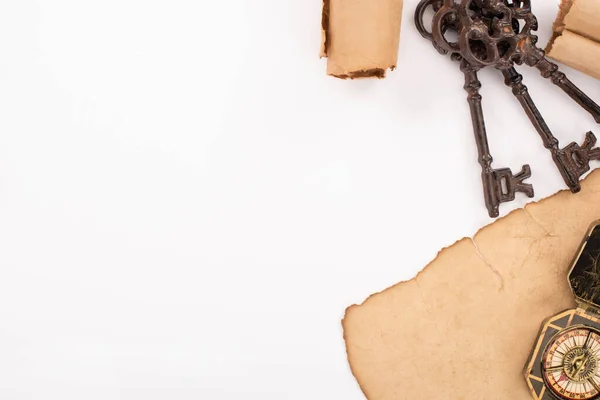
xmin=585 ymin=331 xmax=593 ymax=349
xmin=588 ymin=378 xmax=600 ymax=394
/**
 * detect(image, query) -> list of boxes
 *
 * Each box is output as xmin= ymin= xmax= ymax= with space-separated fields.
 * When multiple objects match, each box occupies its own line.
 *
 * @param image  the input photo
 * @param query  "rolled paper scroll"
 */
xmin=547 ymin=0 xmax=600 ymax=80
xmin=320 ymin=0 xmax=403 ymax=79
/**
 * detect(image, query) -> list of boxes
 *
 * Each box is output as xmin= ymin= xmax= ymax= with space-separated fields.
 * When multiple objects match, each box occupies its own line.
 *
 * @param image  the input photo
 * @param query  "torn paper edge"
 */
xmin=319 ymin=0 xmax=398 ymax=79
xmin=546 ymin=0 xmax=574 ymax=54
xmin=339 ymin=180 xmax=584 ymax=399
xmin=320 ymin=0 xmax=330 ymax=58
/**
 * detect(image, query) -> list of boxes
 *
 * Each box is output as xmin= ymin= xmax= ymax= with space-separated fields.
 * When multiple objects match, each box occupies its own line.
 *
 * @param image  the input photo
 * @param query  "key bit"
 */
xmin=559 ymin=132 xmax=600 ymax=192
xmin=493 ymin=165 xmax=534 ymax=204
xmin=482 ymin=166 xmax=534 ymax=218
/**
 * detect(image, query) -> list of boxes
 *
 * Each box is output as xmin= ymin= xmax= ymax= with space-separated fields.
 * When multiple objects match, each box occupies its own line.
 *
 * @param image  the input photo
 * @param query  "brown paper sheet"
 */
xmin=320 ymin=0 xmax=403 ymax=79
xmin=547 ymin=0 xmax=600 ymax=80
xmin=343 ymin=169 xmax=600 ymax=399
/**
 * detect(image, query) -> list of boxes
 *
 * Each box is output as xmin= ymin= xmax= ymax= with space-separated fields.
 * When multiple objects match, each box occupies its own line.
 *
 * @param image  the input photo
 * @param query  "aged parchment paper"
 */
xmin=320 ymin=0 xmax=403 ymax=79
xmin=547 ymin=0 xmax=600 ymax=80
xmin=343 ymin=170 xmax=600 ymax=399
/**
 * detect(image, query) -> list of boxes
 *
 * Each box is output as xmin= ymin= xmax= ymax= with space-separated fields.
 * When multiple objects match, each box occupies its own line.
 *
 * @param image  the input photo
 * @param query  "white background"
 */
xmin=0 ymin=0 xmax=598 ymax=398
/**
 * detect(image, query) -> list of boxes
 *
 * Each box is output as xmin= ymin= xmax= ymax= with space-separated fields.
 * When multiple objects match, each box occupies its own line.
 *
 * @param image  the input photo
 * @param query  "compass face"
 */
xmin=542 ymin=326 xmax=600 ymax=400
xmin=525 ymin=222 xmax=600 ymax=400
xmin=525 ymin=309 xmax=600 ymax=400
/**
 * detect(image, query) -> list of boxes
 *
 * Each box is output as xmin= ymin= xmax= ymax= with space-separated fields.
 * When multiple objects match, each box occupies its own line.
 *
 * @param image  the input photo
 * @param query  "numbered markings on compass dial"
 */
xmin=543 ymin=327 xmax=600 ymax=400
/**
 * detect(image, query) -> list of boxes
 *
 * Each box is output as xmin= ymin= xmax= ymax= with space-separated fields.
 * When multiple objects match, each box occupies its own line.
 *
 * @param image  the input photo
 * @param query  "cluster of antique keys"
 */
xmin=415 ymin=0 xmax=600 ymax=218
xmin=526 ymin=221 xmax=600 ymax=400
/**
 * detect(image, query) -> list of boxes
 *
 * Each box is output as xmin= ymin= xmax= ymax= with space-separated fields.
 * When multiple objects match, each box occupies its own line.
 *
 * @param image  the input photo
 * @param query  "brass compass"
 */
xmin=526 ymin=221 xmax=600 ymax=400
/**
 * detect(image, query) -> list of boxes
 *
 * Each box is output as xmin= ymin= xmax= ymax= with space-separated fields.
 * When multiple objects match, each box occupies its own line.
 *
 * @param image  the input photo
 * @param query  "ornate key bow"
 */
xmin=415 ymin=0 xmax=600 ymax=218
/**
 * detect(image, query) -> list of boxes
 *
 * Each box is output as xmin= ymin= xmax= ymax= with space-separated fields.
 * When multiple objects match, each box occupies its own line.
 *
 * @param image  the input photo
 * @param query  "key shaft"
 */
xmin=536 ymin=58 xmax=600 ymax=124
xmin=503 ymin=67 xmax=600 ymax=192
xmin=463 ymin=61 xmax=533 ymax=217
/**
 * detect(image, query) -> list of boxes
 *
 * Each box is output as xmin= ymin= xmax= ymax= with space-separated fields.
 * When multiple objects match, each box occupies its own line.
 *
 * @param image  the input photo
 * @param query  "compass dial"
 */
xmin=542 ymin=326 xmax=600 ymax=400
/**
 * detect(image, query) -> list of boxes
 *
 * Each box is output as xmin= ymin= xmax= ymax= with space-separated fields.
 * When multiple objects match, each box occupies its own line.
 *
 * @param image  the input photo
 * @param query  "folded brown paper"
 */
xmin=343 ymin=170 xmax=600 ymax=399
xmin=320 ymin=0 xmax=403 ymax=79
xmin=547 ymin=0 xmax=600 ymax=80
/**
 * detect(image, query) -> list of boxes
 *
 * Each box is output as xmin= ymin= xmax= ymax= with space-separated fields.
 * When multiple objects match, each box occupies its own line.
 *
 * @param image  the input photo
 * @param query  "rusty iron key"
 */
xmin=502 ymin=67 xmax=600 ymax=192
xmin=462 ymin=60 xmax=533 ymax=218
xmin=415 ymin=0 xmax=600 ymax=217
